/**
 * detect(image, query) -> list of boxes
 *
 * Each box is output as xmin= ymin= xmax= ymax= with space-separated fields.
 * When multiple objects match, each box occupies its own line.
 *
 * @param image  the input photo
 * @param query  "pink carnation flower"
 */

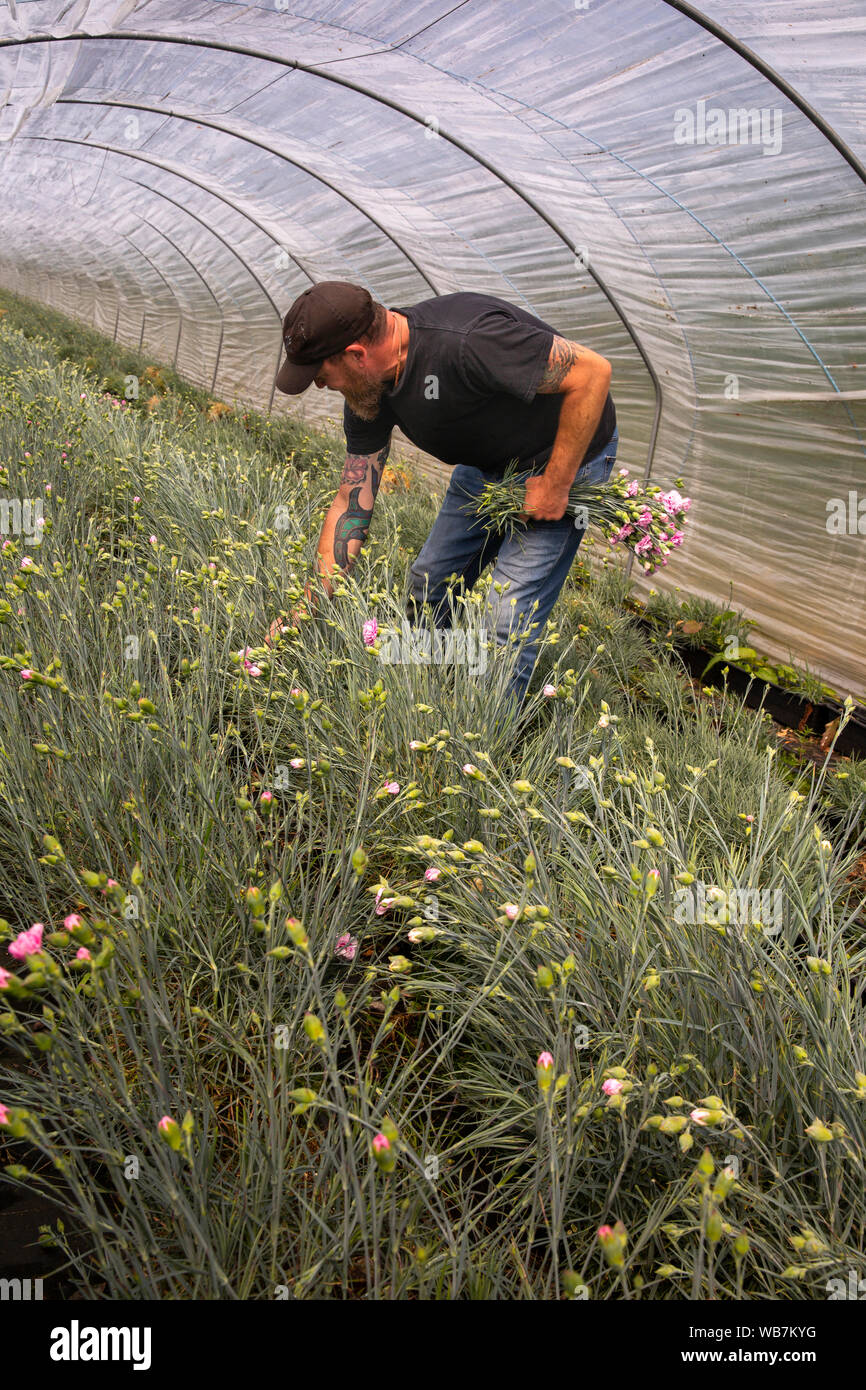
xmin=335 ymin=932 xmax=358 ymax=961
xmin=8 ymin=923 xmax=44 ymax=960
xmin=602 ymin=1078 xmax=624 ymax=1096
xmin=424 ymin=867 xmax=440 ymax=882
xmin=634 ymin=535 xmax=654 ymax=555
xmin=625 ymin=480 xmax=639 ymax=498
xmin=537 ymin=1051 xmax=554 ymax=1070
xmin=0 ymin=967 xmax=12 ymax=990
xmin=75 ymin=947 xmax=91 ymax=961
xmin=64 ymin=913 xmax=83 ymax=931
xmin=362 ymin=618 xmax=378 ymax=646
xmin=661 ymin=489 xmax=691 ymax=517
xmin=372 ymin=1132 xmax=390 ymax=1154
xmin=383 ymin=781 xmax=399 ymax=795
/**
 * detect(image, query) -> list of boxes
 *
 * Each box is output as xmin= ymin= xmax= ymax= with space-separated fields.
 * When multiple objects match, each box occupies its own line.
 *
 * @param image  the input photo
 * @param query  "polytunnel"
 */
xmin=0 ymin=0 xmax=864 ymax=694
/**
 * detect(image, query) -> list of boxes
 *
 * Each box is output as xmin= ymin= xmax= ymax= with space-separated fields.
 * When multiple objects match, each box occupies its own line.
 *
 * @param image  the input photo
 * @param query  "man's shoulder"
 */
xmin=398 ymin=291 xmax=547 ymax=335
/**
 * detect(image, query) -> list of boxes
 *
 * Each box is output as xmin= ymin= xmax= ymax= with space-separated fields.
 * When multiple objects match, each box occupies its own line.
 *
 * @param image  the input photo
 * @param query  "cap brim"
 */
xmin=274 ymin=355 xmax=321 ymax=395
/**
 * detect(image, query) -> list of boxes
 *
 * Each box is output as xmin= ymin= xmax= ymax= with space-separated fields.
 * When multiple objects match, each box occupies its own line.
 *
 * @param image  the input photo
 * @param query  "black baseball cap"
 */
xmin=275 ymin=281 xmax=376 ymax=394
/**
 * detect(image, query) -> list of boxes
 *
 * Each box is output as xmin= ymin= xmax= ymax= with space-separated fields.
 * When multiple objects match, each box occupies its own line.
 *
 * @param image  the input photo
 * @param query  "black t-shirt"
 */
xmin=342 ymin=291 xmax=616 ymax=476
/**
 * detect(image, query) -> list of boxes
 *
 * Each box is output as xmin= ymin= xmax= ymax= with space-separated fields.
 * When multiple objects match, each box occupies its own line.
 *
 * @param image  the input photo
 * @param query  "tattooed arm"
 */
xmin=523 ymin=335 xmax=612 ymax=521
xmin=267 ymin=443 xmax=391 ymax=641
xmin=317 ymin=443 xmax=390 ymax=590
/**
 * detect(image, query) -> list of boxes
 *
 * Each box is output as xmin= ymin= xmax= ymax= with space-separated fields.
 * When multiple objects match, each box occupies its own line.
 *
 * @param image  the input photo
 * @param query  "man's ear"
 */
xmin=341 ymin=341 xmax=367 ymax=367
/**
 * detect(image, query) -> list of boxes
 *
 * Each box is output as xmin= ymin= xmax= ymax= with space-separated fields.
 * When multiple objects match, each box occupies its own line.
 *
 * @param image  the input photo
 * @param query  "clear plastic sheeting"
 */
xmin=0 ymin=0 xmax=863 ymax=693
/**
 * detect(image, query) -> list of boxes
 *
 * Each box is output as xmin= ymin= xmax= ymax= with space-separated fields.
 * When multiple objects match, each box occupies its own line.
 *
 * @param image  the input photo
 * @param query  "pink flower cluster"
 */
xmin=604 ymin=483 xmax=692 ymax=574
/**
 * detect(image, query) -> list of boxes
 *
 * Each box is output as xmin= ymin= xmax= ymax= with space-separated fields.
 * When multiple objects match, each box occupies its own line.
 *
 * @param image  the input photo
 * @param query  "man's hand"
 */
xmin=522 ymin=474 xmax=571 ymax=522
xmin=265 ymin=583 xmax=320 ymax=646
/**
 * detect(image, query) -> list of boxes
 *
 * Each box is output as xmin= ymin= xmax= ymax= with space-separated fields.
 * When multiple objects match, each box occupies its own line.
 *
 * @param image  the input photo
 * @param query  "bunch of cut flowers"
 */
xmin=470 ymin=460 xmax=692 ymax=574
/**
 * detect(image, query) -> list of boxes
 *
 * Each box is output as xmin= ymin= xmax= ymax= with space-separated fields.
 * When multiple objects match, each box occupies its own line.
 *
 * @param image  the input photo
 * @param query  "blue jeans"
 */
xmin=406 ymin=427 xmax=619 ymax=706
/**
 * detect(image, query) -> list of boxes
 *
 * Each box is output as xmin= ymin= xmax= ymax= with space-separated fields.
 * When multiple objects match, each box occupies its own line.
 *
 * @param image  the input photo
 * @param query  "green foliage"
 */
xmin=0 ymin=310 xmax=865 ymax=1301
xmin=641 ymin=587 xmax=848 ymax=704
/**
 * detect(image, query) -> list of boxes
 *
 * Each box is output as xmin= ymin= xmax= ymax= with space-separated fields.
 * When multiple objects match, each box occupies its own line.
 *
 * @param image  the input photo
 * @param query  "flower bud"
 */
xmin=372 ymin=1132 xmax=396 ymax=1173
xmin=157 ymin=1115 xmax=183 ymax=1152
xmin=805 ymin=1118 xmax=834 ymax=1142
xmin=303 ymin=1013 xmax=326 ymax=1048
xmin=807 ymin=956 xmax=831 ymax=976
xmin=597 ymin=1220 xmax=628 ymax=1268
xmin=246 ymin=885 xmax=266 ymax=917
xmin=289 ymin=1088 xmax=318 ymax=1115
xmin=407 ymin=925 xmax=438 ymax=944
xmin=696 ymin=1147 xmax=715 ymax=1180
xmin=285 ymin=917 xmax=308 ymax=949
xmin=536 ymin=1050 xmax=554 ymax=1092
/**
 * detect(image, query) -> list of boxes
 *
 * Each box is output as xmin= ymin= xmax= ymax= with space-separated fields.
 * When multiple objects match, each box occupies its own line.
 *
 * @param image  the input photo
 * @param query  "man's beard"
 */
xmin=341 ymin=367 xmax=389 ymax=421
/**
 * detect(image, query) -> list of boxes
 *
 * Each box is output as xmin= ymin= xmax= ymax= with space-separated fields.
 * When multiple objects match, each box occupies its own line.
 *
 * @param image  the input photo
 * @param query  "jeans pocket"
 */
xmin=580 ymin=449 xmax=617 ymax=487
